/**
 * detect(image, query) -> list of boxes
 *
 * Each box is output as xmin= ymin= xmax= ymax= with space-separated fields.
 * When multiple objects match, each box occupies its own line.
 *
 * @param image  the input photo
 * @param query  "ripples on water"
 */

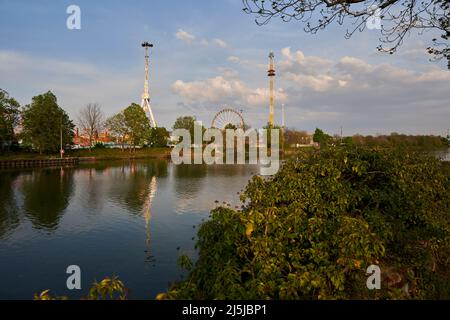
xmin=0 ymin=160 xmax=258 ymax=299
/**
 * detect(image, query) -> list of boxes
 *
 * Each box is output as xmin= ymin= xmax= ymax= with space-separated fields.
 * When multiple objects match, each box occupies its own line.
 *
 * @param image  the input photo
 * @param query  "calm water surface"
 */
xmin=0 ymin=160 xmax=258 ymax=299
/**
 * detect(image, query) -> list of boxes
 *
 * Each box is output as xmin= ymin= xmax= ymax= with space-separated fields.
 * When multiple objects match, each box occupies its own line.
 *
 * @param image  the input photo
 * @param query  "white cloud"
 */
xmin=175 ymin=29 xmax=196 ymax=43
xmin=227 ymin=56 xmax=240 ymax=63
xmin=276 ymin=48 xmax=450 ymax=134
xmin=284 ymin=73 xmax=335 ymax=92
xmin=3 ymin=46 xmax=448 ymax=135
xmin=278 ymin=48 xmax=450 ymax=94
xmin=213 ymin=38 xmax=227 ymax=48
xmin=172 ymin=76 xmax=247 ymax=103
xmin=172 ymin=69 xmax=288 ymax=113
xmin=0 ymin=50 xmax=141 ymax=119
xmin=217 ymin=67 xmax=240 ymax=79
xmin=279 ymin=47 xmax=333 ymax=75
xmin=226 ymin=55 xmax=264 ymax=69
xmin=0 ymin=50 xmax=98 ymax=77
xmin=175 ymin=30 xmax=228 ymax=49
xmin=246 ymin=88 xmax=287 ymax=106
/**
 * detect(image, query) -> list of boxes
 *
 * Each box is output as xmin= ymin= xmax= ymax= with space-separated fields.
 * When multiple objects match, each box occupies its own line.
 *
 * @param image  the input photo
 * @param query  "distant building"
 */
xmin=73 ymin=128 xmax=112 ymax=147
xmin=286 ymin=131 xmax=316 ymax=148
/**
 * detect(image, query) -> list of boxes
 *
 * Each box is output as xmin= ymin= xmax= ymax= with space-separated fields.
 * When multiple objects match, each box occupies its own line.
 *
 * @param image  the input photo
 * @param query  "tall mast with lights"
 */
xmin=141 ymin=42 xmax=157 ymax=127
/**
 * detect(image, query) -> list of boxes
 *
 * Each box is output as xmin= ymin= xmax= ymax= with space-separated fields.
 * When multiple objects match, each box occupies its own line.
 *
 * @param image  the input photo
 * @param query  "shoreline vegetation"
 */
xmin=0 ymin=145 xmax=448 ymax=169
xmin=0 ymin=147 xmax=172 ymax=162
xmin=2 ymin=130 xmax=449 ymax=161
xmin=162 ymin=146 xmax=450 ymax=300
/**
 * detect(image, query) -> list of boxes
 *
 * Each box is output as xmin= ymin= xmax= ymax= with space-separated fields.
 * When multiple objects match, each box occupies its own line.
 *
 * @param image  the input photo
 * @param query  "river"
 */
xmin=0 ymin=160 xmax=258 ymax=299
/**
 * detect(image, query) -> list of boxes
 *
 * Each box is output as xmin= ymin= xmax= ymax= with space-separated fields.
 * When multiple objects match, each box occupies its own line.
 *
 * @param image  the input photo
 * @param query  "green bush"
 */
xmin=93 ymin=142 xmax=106 ymax=149
xmin=35 ymin=276 xmax=127 ymax=300
xmin=167 ymin=147 xmax=450 ymax=299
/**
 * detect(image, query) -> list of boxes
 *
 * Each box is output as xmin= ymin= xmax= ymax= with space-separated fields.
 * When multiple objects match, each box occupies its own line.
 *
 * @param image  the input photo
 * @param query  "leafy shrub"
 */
xmin=93 ymin=142 xmax=106 ymax=149
xmin=34 ymin=276 xmax=127 ymax=300
xmin=167 ymin=147 xmax=450 ymax=299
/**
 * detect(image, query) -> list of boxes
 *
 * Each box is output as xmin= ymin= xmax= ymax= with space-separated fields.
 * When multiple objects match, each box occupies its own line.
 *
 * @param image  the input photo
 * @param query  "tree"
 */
xmin=224 ymin=123 xmax=237 ymax=130
xmin=263 ymin=123 xmax=284 ymax=149
xmin=21 ymin=91 xmax=74 ymax=154
xmin=123 ymin=103 xmax=151 ymax=152
xmin=342 ymin=136 xmax=355 ymax=146
xmin=167 ymin=147 xmax=450 ymax=299
xmin=172 ymin=116 xmax=197 ymax=138
xmin=77 ymin=103 xmax=104 ymax=150
xmin=427 ymin=0 xmax=450 ymax=68
xmin=105 ymin=112 xmax=128 ymax=150
xmin=284 ymin=128 xmax=311 ymax=146
xmin=149 ymin=127 xmax=170 ymax=147
xmin=243 ymin=0 xmax=450 ymax=69
xmin=313 ymin=128 xmax=331 ymax=147
xmin=0 ymin=89 xmax=20 ymax=152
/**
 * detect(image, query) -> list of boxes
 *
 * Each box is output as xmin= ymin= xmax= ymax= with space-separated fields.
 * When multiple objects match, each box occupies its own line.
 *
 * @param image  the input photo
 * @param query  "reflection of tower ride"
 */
xmin=143 ymin=176 xmax=157 ymax=265
xmin=141 ymin=42 xmax=157 ymax=127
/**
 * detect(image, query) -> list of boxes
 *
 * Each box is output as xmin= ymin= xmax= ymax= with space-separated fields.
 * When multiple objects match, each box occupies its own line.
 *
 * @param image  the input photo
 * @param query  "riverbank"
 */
xmin=1 ymin=146 xmax=448 ymax=168
xmin=67 ymin=147 xmax=171 ymax=160
xmin=0 ymin=157 xmax=80 ymax=169
xmin=0 ymin=148 xmax=172 ymax=168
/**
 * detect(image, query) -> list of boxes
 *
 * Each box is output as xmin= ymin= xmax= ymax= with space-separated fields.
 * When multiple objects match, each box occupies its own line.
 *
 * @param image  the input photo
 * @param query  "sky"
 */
xmin=0 ymin=0 xmax=449 ymax=136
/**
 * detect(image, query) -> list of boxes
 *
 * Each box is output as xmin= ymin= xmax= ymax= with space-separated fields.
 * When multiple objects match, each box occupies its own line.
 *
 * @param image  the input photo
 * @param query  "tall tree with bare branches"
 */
xmin=77 ymin=103 xmax=104 ymax=150
xmin=242 ymin=0 xmax=450 ymax=68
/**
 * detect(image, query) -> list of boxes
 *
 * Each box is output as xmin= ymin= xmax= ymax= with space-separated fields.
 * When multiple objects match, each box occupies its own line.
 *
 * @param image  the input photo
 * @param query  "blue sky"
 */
xmin=0 ymin=0 xmax=449 ymax=135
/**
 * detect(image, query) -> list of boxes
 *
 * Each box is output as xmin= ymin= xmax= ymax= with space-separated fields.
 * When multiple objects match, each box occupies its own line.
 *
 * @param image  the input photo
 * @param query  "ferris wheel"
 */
xmin=211 ymin=108 xmax=245 ymax=129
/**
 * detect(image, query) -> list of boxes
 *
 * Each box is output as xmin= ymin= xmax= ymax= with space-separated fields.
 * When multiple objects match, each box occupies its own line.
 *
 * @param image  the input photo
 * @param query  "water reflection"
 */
xmin=20 ymin=168 xmax=74 ymax=231
xmin=83 ymin=168 xmax=105 ymax=213
xmin=0 ymin=160 xmax=256 ymax=299
xmin=173 ymin=164 xmax=207 ymax=201
xmin=143 ymin=176 xmax=157 ymax=266
xmin=0 ymin=172 xmax=21 ymax=238
xmin=86 ymin=161 xmax=166 ymax=267
xmin=173 ymin=164 xmax=257 ymax=214
xmin=107 ymin=161 xmax=167 ymax=215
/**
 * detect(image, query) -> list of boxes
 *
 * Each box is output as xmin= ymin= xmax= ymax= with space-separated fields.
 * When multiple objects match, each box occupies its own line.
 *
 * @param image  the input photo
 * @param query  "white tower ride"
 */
xmin=141 ymin=42 xmax=157 ymax=127
xmin=268 ymin=52 xmax=275 ymax=127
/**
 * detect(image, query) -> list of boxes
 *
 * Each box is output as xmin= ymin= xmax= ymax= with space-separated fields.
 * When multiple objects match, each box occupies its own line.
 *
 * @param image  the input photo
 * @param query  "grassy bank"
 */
xmin=67 ymin=147 xmax=171 ymax=160
xmin=0 ymin=147 xmax=171 ymax=161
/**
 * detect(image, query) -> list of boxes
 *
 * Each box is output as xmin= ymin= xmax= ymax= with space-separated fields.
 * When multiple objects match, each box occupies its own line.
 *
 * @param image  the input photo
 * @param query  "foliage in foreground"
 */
xmin=167 ymin=147 xmax=450 ymax=299
xmin=243 ymin=0 xmax=450 ymax=69
xmin=34 ymin=276 xmax=127 ymax=300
